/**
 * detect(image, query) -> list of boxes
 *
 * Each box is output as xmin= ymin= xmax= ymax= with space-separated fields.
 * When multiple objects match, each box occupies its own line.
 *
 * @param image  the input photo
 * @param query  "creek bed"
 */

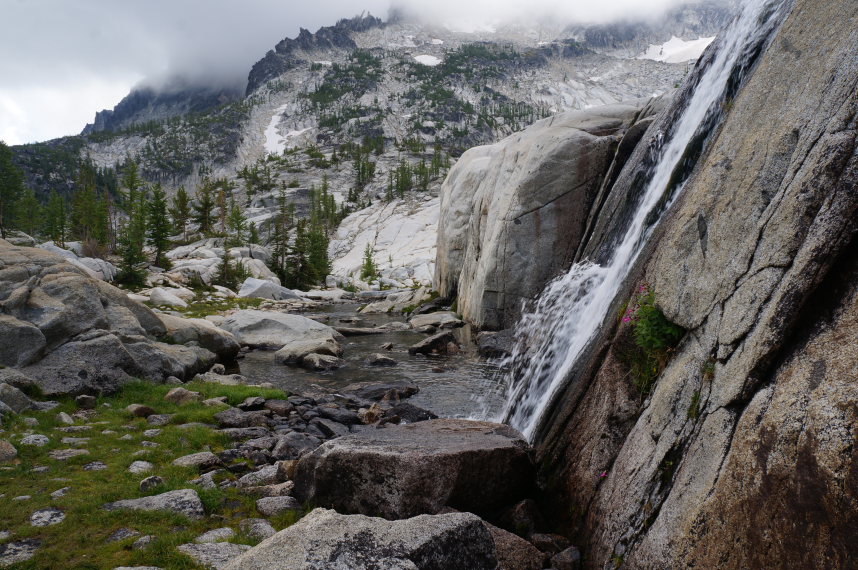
xmin=230 ymin=303 xmax=503 ymax=418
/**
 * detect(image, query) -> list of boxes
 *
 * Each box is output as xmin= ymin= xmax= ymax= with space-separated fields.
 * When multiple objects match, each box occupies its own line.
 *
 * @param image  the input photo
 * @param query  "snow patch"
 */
xmin=314 ymin=60 xmax=333 ymax=66
xmin=264 ymin=105 xmax=288 ymax=154
xmin=637 ymin=36 xmax=715 ymax=63
xmin=414 ymin=54 xmax=442 ymax=67
xmin=430 ymin=38 xmax=444 ymax=45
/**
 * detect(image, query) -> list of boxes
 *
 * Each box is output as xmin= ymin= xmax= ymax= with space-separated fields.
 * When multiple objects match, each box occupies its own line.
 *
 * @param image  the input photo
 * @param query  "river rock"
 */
xmin=157 ymin=314 xmax=240 ymax=359
xmin=343 ymin=380 xmax=419 ymax=402
xmin=219 ymin=309 xmax=340 ymax=350
xmin=486 ymin=523 xmax=546 ymax=570
xmin=409 ymin=311 xmax=462 ymax=329
xmin=271 ymin=432 xmax=321 ymax=460
xmin=408 ymin=331 xmax=457 ymax=355
xmin=300 ymin=353 xmax=344 ymax=371
xmin=293 ymin=419 xmax=533 ymax=519
xmin=102 ymin=489 xmax=205 ymax=519
xmin=273 ymin=338 xmax=343 ymax=365
xmin=164 ymin=387 xmax=202 ymax=405
xmin=214 ymin=408 xmax=270 ymax=428
xmin=365 ymin=353 xmax=397 ymax=366
xmin=237 ymin=278 xmax=300 ymax=301
xmin=223 ymin=508 xmax=498 ymax=570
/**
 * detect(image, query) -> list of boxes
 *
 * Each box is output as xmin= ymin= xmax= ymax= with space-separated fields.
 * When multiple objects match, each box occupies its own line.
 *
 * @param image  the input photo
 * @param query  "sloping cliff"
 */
xmin=533 ymin=0 xmax=858 ymax=567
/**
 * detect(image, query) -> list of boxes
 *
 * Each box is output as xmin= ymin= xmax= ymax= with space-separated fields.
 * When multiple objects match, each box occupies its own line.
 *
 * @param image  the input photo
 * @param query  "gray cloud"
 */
xmin=1 ymin=0 xmax=698 ymax=144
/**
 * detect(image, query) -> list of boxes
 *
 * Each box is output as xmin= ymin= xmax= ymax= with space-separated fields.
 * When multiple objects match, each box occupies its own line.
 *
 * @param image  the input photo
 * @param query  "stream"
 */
xmin=229 ymin=303 xmax=503 ymax=418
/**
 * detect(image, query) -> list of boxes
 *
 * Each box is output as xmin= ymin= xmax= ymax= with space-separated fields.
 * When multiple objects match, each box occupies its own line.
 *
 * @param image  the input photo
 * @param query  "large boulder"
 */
xmin=223 ymin=508 xmax=498 ymax=570
xmin=157 ymin=313 xmax=241 ymax=359
xmin=293 ymin=419 xmax=533 ymax=519
xmin=102 ymin=489 xmax=205 ymax=519
xmin=219 ymin=309 xmax=341 ymax=350
xmin=0 ymin=241 xmax=213 ymax=396
xmin=435 ymin=105 xmax=644 ymax=330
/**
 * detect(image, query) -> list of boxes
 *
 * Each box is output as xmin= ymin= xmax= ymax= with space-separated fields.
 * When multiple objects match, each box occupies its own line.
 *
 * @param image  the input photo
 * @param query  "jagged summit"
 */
xmin=245 ymin=14 xmax=385 ymax=96
xmin=81 ymin=83 xmax=242 ymax=135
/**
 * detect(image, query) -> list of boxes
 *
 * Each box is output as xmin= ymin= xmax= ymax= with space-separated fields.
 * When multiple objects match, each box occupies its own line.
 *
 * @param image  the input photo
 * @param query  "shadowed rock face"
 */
xmin=435 ymin=104 xmax=650 ymax=330
xmin=0 ymin=240 xmax=216 ymax=396
xmin=293 ymin=419 xmax=534 ymax=520
xmin=533 ymin=0 xmax=858 ymax=567
xmin=224 ymin=508 xmax=498 ymax=570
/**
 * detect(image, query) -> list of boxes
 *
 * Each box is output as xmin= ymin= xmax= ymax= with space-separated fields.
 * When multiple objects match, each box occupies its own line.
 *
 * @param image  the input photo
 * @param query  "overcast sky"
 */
xmin=0 ymin=0 xmax=691 ymax=146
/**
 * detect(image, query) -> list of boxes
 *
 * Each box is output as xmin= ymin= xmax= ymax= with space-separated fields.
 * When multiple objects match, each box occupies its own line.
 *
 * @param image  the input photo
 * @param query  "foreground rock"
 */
xmin=294 ymin=419 xmax=533 ymax=519
xmin=0 ymin=241 xmax=217 ymax=396
xmin=223 ymin=508 xmax=497 ymax=570
xmin=178 ymin=543 xmax=251 ymax=570
xmin=102 ymin=489 xmax=204 ymax=520
xmin=157 ymin=314 xmax=240 ymax=360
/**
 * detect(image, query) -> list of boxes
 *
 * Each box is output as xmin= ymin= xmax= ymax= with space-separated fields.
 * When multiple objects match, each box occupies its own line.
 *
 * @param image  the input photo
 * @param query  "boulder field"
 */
xmin=0 ymin=240 xmax=229 ymax=396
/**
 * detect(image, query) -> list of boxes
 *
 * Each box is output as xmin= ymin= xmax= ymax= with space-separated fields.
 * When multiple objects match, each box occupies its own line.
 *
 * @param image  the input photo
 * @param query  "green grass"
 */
xmin=0 ymin=380 xmax=291 ymax=569
xmin=177 ymin=297 xmax=263 ymax=319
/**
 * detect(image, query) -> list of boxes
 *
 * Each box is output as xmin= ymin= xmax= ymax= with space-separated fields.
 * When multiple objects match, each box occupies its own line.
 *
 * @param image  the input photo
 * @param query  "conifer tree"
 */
xmin=192 ymin=178 xmax=217 ymax=235
xmin=226 ymin=198 xmax=247 ymax=247
xmin=0 ymin=141 xmax=25 ymax=239
xmin=169 ymin=185 xmax=191 ymax=242
xmin=146 ymin=183 xmax=172 ymax=269
xmin=117 ymin=192 xmax=147 ymax=286
xmin=44 ymin=191 xmax=67 ymax=247
xmin=13 ymin=188 xmax=43 ymax=237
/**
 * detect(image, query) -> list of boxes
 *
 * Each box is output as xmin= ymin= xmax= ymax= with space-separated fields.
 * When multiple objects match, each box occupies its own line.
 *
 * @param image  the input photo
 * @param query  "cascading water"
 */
xmin=485 ymin=0 xmax=791 ymax=441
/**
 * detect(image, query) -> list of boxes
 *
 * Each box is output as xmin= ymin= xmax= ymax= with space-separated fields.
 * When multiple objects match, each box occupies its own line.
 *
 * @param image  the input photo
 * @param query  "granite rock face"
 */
xmin=534 ymin=1 xmax=858 ymax=567
xmin=435 ymin=105 xmax=646 ymax=330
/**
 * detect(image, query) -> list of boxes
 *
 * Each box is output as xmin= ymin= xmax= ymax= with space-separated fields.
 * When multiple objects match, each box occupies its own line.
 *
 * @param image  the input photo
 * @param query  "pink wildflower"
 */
xmin=599 ymin=471 xmax=608 ymax=478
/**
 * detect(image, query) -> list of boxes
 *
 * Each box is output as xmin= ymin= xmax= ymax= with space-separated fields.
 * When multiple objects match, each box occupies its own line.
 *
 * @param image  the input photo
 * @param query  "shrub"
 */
xmin=619 ymin=284 xmax=685 ymax=395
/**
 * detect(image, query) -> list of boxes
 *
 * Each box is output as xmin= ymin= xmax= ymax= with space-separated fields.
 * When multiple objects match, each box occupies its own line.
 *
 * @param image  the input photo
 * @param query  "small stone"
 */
xmin=380 ymin=342 xmax=394 ymax=350
xmin=243 ymin=481 xmax=295 ymax=498
xmin=237 ymin=465 xmax=279 ymax=488
xmin=119 ymin=434 xmax=134 ymax=441
xmin=22 ymin=417 xmax=38 ymax=427
xmin=84 ymin=461 xmax=107 ymax=471
xmin=143 ymin=429 xmax=162 ymax=437
xmin=300 ymin=353 xmax=344 ymax=371
xmin=0 ymin=440 xmax=18 ymax=462
xmin=172 ymin=451 xmax=220 ymax=469
xmin=365 ymin=353 xmax=397 ymax=366
xmin=106 ymin=527 xmax=140 ymax=543
xmin=203 ymin=397 xmax=229 ymax=407
xmin=139 ymin=476 xmax=164 ymax=492
xmin=255 ymin=496 xmax=300 ymax=517
xmin=128 ymin=461 xmax=154 ymax=474
xmin=48 ymin=449 xmax=89 ymax=460
xmin=57 ymin=412 xmax=74 ymax=425
xmin=12 ymin=496 xmax=31 ymax=501
xmin=50 ymin=487 xmax=71 ymax=498
xmin=31 ymin=466 xmax=49 ymax=473
xmin=126 ymin=404 xmax=156 ymax=418
xmin=147 ymin=414 xmax=173 ymax=426
xmin=20 ymin=434 xmax=49 ymax=447
xmin=132 ymin=535 xmax=155 ymax=550
xmin=0 ymin=538 xmax=41 ymax=566
xmin=75 ymin=395 xmax=97 ymax=410
xmin=275 ymin=460 xmax=298 ymax=481
xmin=102 ymin=430 xmax=117 ymax=435
xmin=166 ymin=375 xmax=183 ymax=385
xmin=237 ymin=397 xmax=266 ymax=411
xmin=164 ymin=387 xmax=202 ymax=406
xmin=56 ymin=425 xmax=90 ymax=432
xmin=30 ymin=507 xmax=65 ymax=527
xmin=102 ymin=489 xmax=205 ymax=519
xmin=61 ymin=437 xmax=89 ymax=445
xmin=194 ymin=527 xmax=235 ymax=543
xmin=0 ymin=531 xmax=10 ymax=541
xmin=239 ymin=518 xmax=276 ymax=540
xmin=529 ymin=533 xmax=571 ymax=554
xmin=141 ymin=440 xmax=160 ymax=447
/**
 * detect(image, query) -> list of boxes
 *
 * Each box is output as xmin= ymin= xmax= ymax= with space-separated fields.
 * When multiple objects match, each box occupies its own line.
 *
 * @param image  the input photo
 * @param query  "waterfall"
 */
xmin=487 ymin=0 xmax=791 ymax=441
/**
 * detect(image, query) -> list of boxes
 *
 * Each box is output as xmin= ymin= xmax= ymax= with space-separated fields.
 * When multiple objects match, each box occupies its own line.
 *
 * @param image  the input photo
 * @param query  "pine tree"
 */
xmin=120 ymin=160 xmax=143 ymax=209
xmin=360 ymin=242 xmax=378 ymax=280
xmin=146 ymin=183 xmax=172 ymax=269
xmin=212 ymin=249 xmax=250 ymax=291
xmin=116 ymin=192 xmax=147 ymax=286
xmin=169 ymin=185 xmax=191 ymax=242
xmin=216 ymin=187 xmax=228 ymax=235
xmin=44 ymin=191 xmax=67 ymax=247
xmin=0 ymin=141 xmax=26 ymax=238
xmin=69 ymin=163 xmax=110 ymax=249
xmin=192 ymin=178 xmax=217 ymax=235
xmin=13 ymin=188 xmax=43 ymax=237
xmin=226 ymin=199 xmax=247 ymax=247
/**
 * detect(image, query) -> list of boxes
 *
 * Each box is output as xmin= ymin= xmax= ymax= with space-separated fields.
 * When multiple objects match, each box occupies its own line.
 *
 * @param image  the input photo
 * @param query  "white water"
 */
xmin=486 ymin=0 xmax=789 ymax=441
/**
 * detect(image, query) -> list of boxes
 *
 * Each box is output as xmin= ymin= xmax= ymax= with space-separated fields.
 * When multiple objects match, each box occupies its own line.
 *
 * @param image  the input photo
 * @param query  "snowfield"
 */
xmin=638 ymin=36 xmax=715 ymax=63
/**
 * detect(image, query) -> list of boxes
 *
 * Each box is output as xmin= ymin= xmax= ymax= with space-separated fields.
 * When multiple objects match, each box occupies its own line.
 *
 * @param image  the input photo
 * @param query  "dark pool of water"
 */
xmin=231 ymin=304 xmax=503 ymax=419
